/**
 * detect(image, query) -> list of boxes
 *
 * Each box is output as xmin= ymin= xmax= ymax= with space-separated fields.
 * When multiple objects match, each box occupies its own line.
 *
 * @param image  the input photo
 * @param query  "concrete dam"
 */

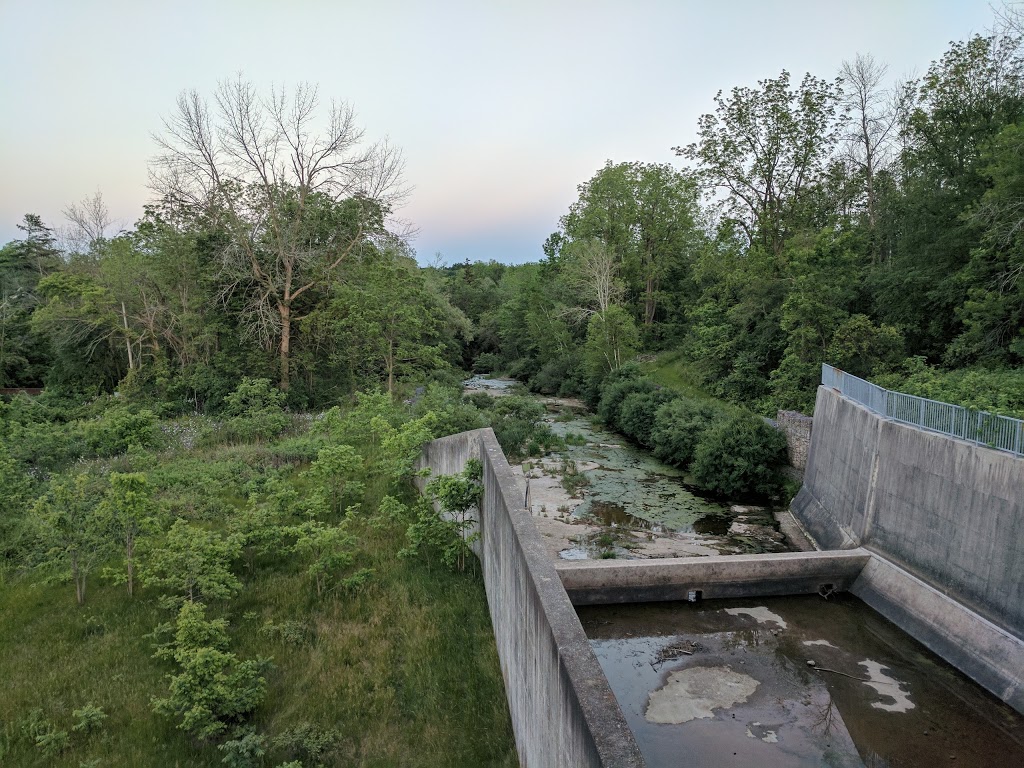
xmin=415 ymin=384 xmax=1024 ymax=767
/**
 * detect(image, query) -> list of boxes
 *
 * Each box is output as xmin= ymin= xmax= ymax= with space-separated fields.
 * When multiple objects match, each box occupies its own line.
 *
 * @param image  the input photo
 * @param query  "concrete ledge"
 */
xmin=852 ymin=554 xmax=1024 ymax=713
xmin=555 ymin=550 xmax=871 ymax=605
xmin=417 ymin=429 xmax=643 ymax=768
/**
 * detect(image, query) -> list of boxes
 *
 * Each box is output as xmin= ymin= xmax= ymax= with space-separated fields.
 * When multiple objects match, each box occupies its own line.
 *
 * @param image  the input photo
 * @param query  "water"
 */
xmin=578 ymin=595 xmax=1024 ymax=767
xmin=539 ymin=398 xmax=791 ymax=555
xmin=464 ymin=376 xmax=794 ymax=558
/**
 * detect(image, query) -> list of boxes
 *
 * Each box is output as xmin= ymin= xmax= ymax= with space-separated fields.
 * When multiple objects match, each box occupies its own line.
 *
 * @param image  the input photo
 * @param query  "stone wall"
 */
xmin=775 ymin=410 xmax=813 ymax=470
xmin=416 ymin=429 xmax=643 ymax=768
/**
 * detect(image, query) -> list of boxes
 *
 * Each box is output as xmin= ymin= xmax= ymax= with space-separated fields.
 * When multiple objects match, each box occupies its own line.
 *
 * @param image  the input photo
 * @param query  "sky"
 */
xmin=0 ymin=0 xmax=1002 ymax=265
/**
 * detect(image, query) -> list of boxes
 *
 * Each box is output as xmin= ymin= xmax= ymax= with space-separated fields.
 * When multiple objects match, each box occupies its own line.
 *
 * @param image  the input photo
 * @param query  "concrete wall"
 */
xmin=416 ymin=429 xmax=643 ymax=768
xmin=793 ymin=386 xmax=1024 ymax=710
xmin=556 ymin=550 xmax=869 ymax=605
xmin=794 ymin=386 xmax=1024 ymax=635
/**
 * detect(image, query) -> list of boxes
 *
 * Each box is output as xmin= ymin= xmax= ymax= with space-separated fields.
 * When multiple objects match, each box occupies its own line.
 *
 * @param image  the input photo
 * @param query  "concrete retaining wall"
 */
xmin=416 ymin=429 xmax=643 ymax=768
xmin=793 ymin=386 xmax=1024 ymax=710
xmin=556 ymin=550 xmax=870 ymax=605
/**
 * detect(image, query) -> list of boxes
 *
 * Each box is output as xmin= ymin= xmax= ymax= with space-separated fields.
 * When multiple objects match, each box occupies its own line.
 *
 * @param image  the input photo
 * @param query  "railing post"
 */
xmin=1015 ymin=421 xmax=1023 ymax=457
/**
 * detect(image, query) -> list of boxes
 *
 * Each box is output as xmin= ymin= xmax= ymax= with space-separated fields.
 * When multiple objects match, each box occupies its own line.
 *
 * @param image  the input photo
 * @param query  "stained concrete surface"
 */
xmin=579 ymin=595 xmax=1024 ymax=767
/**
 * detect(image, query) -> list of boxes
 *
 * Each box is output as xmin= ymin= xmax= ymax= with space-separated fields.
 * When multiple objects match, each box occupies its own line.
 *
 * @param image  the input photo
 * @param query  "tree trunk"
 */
xmin=644 ymin=275 xmax=656 ymax=326
xmin=121 ymin=302 xmax=135 ymax=370
xmin=279 ymin=303 xmax=291 ymax=391
xmin=126 ymin=534 xmax=135 ymax=597
xmin=386 ymin=339 xmax=395 ymax=395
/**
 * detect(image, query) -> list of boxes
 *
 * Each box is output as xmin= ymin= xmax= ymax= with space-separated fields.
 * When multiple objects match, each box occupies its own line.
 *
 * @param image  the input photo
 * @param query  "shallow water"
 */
xmin=578 ymin=595 xmax=1024 ymax=767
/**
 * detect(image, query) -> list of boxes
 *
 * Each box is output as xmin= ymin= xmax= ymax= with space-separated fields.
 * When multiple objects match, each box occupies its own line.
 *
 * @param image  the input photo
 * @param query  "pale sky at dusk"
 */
xmin=0 ymin=0 xmax=1000 ymax=264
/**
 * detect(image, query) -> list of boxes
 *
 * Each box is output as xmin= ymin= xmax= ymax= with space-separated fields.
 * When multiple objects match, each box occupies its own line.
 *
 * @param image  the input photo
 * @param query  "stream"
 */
xmin=465 ymin=375 xmax=794 ymax=560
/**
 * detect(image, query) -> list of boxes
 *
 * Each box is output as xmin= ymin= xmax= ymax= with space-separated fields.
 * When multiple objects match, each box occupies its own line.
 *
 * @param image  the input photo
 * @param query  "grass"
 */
xmin=638 ymin=350 xmax=714 ymax=401
xmin=0 ymin=417 xmax=516 ymax=767
xmin=639 ymin=351 xmax=747 ymax=417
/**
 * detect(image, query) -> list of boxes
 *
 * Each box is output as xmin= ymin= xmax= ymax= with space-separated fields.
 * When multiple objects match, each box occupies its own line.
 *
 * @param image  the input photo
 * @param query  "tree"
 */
xmin=583 ymin=304 xmax=640 ymax=379
xmin=62 ymin=190 xmax=115 ymax=254
xmin=144 ymin=519 xmax=241 ymax=603
xmin=150 ymin=77 xmax=407 ymax=391
xmin=99 ymin=472 xmax=156 ymax=596
xmin=32 ymin=474 xmax=109 ymax=605
xmin=291 ymin=520 xmax=368 ymax=596
xmin=675 ymin=71 xmax=842 ymax=257
xmin=560 ymin=162 xmax=701 ymax=326
xmin=326 ymin=249 xmax=457 ymax=394
xmin=305 ymin=444 xmax=364 ymax=515
xmin=152 ymin=601 xmax=269 ymax=740
xmin=559 ymin=238 xmax=623 ymax=322
xmin=839 ymin=54 xmax=897 ymax=240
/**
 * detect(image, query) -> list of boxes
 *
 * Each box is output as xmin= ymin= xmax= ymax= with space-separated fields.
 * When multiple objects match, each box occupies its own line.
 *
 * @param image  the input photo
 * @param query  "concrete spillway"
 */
xmin=415 ymin=385 xmax=1024 ymax=766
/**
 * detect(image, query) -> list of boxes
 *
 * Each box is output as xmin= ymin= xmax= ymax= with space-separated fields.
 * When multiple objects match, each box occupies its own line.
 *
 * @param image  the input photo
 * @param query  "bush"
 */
xmin=618 ymin=389 xmax=678 ymax=447
xmin=221 ymin=378 xmax=290 ymax=442
xmin=650 ymin=398 xmax=723 ymax=468
xmin=597 ymin=377 xmax=656 ymax=431
xmin=84 ymin=406 xmax=160 ymax=456
xmin=152 ymin=602 xmax=270 ymax=740
xmin=691 ymin=414 xmax=787 ymax=498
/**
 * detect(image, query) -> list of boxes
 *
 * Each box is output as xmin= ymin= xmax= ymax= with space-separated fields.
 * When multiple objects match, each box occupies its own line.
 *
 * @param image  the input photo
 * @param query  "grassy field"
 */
xmin=0 ymin=408 xmax=516 ymax=767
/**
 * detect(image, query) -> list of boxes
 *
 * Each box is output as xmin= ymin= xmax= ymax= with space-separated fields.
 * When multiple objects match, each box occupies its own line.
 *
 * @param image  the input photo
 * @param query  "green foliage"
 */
xmin=143 ymin=519 xmax=242 ymax=604
xmin=618 ymin=389 xmax=679 ymax=448
xmin=152 ymin=602 xmax=269 ymax=741
xmin=406 ymin=459 xmax=483 ymax=573
xmin=304 ymin=444 xmax=365 ymax=515
xmin=874 ymin=358 xmax=1024 ymax=417
xmin=99 ymin=471 xmax=157 ymax=596
xmin=84 ymin=406 xmax=160 ymax=456
xmin=71 ymin=704 xmax=107 ymax=734
xmin=0 ymin=443 xmax=32 ymax=565
xmin=291 ymin=520 xmax=369 ymax=597
xmin=650 ymin=397 xmax=723 ymax=468
xmin=217 ymin=727 xmax=266 ymax=768
xmin=220 ymin=378 xmax=290 ymax=442
xmin=271 ymin=722 xmax=345 ymax=767
xmin=30 ymin=473 xmax=110 ymax=604
xmin=583 ymin=306 xmax=640 ymax=381
xmin=691 ymin=414 xmax=788 ymax=498
xmin=597 ymin=377 xmax=656 ymax=430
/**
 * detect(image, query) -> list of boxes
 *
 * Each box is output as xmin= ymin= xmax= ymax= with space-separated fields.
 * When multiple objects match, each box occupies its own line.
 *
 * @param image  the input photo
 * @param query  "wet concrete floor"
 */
xmin=578 ymin=595 xmax=1024 ymax=767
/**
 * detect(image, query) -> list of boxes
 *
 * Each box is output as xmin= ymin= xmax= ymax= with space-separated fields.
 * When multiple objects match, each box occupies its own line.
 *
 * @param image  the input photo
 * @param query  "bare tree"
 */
xmin=150 ymin=76 xmax=408 ymax=390
xmin=560 ymin=238 xmax=624 ymax=324
xmin=839 ymin=54 xmax=897 ymax=237
xmin=62 ymin=189 xmax=115 ymax=253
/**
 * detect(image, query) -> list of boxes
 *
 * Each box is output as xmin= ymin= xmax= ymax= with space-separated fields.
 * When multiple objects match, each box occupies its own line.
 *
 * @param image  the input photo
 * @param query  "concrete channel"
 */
xmin=415 ymin=384 xmax=1024 ymax=767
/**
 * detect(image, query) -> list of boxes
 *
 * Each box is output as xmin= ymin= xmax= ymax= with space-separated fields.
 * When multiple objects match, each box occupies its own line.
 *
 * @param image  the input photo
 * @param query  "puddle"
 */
xmin=693 ymin=514 xmax=731 ymax=535
xmin=578 ymin=595 xmax=1024 ymax=767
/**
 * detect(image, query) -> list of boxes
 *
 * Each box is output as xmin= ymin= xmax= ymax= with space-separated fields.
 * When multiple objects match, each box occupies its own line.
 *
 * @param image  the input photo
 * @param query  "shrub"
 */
xmin=618 ymin=389 xmax=678 ymax=447
xmin=651 ymin=398 xmax=723 ymax=468
xmin=84 ymin=406 xmax=160 ymax=456
xmin=597 ymin=378 xmax=656 ymax=431
xmin=221 ymin=378 xmax=290 ymax=442
xmin=152 ymin=602 xmax=270 ymax=740
xmin=691 ymin=414 xmax=787 ymax=498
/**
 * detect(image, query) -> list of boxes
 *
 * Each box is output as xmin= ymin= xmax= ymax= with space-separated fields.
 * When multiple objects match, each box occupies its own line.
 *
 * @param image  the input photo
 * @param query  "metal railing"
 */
xmin=821 ymin=363 xmax=1024 ymax=457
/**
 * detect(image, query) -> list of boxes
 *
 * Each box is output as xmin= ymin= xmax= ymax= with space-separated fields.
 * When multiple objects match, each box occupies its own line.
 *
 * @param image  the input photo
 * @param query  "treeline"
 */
xmin=448 ymin=25 xmax=1024 ymax=416
xmin=5 ymin=23 xmax=1024 ymax=420
xmin=0 ymin=79 xmax=470 ymax=412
